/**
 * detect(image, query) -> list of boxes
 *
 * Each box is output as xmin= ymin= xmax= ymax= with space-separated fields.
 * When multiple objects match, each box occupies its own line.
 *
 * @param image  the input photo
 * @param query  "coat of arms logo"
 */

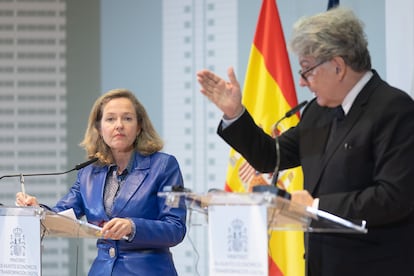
xmin=227 ymin=218 xmax=248 ymax=253
xmin=10 ymin=227 xmax=26 ymax=257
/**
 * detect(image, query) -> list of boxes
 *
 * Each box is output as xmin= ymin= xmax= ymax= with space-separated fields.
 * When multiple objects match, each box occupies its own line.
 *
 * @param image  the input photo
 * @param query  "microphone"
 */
xmin=161 ymin=185 xmax=192 ymax=209
xmin=0 ymin=157 xmax=99 ymax=180
xmin=252 ymin=101 xmax=308 ymax=199
xmin=270 ymin=101 xmax=307 ymax=188
xmin=284 ymin=100 xmax=308 ymax=118
xmin=74 ymin=157 xmax=99 ymax=171
xmin=162 ymin=185 xmax=192 ymax=193
xmin=270 ymin=101 xmax=308 ymax=188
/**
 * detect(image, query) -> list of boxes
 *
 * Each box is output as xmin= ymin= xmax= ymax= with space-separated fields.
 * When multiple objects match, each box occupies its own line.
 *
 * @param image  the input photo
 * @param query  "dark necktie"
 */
xmin=326 ymin=105 xmax=345 ymax=151
xmin=333 ymin=105 xmax=345 ymax=122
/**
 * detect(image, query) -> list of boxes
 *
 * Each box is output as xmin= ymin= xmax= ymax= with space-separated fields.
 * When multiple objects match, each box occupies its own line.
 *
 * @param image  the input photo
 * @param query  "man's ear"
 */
xmin=332 ymin=56 xmax=346 ymax=78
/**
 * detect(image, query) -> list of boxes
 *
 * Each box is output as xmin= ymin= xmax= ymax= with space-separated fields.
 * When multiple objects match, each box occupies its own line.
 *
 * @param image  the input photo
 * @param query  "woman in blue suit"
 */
xmin=17 ymin=89 xmax=187 ymax=275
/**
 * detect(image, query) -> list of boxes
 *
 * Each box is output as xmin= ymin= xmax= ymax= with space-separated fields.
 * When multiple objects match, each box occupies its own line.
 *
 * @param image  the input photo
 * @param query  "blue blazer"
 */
xmin=53 ymin=151 xmax=187 ymax=276
xmin=218 ymin=71 xmax=414 ymax=276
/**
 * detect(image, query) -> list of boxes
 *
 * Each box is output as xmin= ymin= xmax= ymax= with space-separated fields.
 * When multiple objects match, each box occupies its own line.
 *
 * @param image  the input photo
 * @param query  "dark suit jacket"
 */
xmin=218 ymin=71 xmax=414 ymax=276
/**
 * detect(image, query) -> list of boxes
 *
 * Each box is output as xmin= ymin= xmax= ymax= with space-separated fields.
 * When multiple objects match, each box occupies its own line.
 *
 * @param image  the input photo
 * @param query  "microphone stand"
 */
xmin=252 ymin=101 xmax=308 ymax=199
xmin=1 ymin=157 xmax=98 ymax=208
xmin=252 ymin=115 xmax=291 ymax=199
xmin=0 ymin=157 xmax=99 ymax=180
xmin=270 ymin=116 xmax=284 ymax=187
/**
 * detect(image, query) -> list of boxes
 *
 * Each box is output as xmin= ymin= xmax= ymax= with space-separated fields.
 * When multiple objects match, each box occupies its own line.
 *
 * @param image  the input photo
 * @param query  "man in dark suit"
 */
xmin=197 ymin=7 xmax=414 ymax=276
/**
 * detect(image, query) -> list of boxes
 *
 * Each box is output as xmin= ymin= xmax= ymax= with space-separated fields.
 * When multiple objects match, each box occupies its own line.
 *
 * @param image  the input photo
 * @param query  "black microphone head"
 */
xmin=285 ymin=101 xmax=308 ymax=118
xmin=207 ymin=188 xmax=226 ymax=193
xmin=252 ymin=185 xmax=291 ymax=200
xmin=74 ymin=157 xmax=99 ymax=171
xmin=162 ymin=185 xmax=191 ymax=193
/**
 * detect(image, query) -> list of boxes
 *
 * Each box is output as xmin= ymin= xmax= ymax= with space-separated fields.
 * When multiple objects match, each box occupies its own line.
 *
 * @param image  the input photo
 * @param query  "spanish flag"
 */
xmin=224 ymin=0 xmax=305 ymax=275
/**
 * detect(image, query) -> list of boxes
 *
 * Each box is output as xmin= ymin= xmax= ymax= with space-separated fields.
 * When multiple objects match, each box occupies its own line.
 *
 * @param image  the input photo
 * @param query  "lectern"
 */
xmin=160 ymin=191 xmax=367 ymax=276
xmin=0 ymin=206 xmax=102 ymax=275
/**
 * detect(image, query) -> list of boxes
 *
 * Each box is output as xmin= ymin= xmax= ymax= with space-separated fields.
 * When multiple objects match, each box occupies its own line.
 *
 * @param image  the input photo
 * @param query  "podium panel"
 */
xmin=160 ymin=191 xmax=367 ymax=276
xmin=208 ymin=205 xmax=268 ymax=276
xmin=0 ymin=206 xmax=105 ymax=276
xmin=0 ymin=207 xmax=42 ymax=276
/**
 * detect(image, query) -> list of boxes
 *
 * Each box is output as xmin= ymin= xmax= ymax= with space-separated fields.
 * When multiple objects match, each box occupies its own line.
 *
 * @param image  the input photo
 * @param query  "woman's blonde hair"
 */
xmin=80 ymin=88 xmax=163 ymax=164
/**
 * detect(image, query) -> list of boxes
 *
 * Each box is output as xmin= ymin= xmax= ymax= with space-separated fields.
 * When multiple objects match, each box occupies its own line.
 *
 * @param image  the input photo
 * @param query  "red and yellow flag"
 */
xmin=224 ymin=0 xmax=305 ymax=275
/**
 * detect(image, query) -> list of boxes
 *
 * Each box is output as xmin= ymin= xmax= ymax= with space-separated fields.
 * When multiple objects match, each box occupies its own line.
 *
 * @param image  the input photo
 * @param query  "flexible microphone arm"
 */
xmin=270 ymin=116 xmax=286 ymax=187
xmin=0 ymin=157 xmax=99 ymax=180
xmin=270 ymin=101 xmax=308 ymax=187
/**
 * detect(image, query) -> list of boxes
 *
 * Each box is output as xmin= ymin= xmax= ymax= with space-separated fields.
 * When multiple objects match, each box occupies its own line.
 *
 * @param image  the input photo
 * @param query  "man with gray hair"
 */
xmin=197 ymin=7 xmax=414 ymax=276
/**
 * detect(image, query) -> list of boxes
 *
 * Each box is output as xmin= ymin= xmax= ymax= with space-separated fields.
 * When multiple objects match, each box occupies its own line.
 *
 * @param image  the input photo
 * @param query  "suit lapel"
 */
xmin=305 ymin=110 xmax=333 ymax=193
xmin=111 ymin=153 xmax=150 ymax=216
xmin=320 ymin=105 xmax=363 ymax=166
xmin=307 ymin=74 xmax=376 ymax=194
xmin=86 ymin=166 xmax=110 ymax=219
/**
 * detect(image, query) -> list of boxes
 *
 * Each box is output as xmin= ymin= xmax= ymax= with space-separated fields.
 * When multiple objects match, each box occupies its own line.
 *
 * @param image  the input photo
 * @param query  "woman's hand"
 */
xmin=15 ymin=192 xmax=39 ymax=206
xmin=101 ymin=218 xmax=133 ymax=240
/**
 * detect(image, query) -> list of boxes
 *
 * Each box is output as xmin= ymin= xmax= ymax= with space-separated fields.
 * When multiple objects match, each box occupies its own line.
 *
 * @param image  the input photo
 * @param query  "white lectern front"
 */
xmin=0 ymin=206 xmax=102 ymax=275
xmin=0 ymin=207 xmax=42 ymax=276
xmin=160 ymin=191 xmax=367 ymax=276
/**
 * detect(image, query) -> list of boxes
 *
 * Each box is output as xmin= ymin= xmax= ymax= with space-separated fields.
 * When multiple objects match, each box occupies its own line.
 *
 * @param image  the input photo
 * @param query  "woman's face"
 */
xmin=99 ymin=97 xmax=140 ymax=154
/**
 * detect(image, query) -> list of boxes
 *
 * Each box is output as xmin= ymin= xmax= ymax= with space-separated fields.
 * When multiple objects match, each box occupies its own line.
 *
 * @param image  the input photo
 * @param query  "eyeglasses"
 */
xmin=298 ymin=60 xmax=326 ymax=82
